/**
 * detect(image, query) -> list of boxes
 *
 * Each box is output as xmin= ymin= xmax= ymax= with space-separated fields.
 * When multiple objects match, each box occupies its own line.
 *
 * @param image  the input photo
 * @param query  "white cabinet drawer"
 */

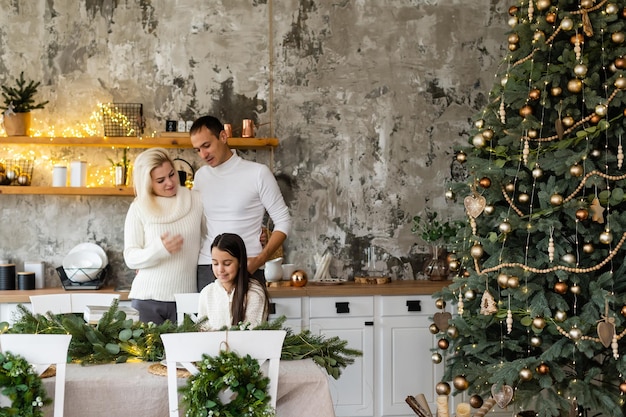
xmin=310 ymin=296 xmax=374 ymax=318
xmin=379 ymin=295 xmax=438 ymax=316
xmin=268 ymin=297 xmax=302 ymax=319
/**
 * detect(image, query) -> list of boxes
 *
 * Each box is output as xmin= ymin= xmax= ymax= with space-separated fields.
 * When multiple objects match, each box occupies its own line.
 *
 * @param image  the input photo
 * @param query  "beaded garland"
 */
xmin=180 ymin=349 xmax=275 ymax=417
xmin=0 ymin=351 xmax=49 ymax=417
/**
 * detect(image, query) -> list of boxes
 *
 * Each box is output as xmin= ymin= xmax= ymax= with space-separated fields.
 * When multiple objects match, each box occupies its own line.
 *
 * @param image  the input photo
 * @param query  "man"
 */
xmin=190 ymin=115 xmax=292 ymax=291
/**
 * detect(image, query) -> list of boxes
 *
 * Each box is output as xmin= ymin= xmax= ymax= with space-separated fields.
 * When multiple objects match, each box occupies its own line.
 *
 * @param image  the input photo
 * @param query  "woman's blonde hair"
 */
xmin=132 ymin=148 xmax=176 ymax=211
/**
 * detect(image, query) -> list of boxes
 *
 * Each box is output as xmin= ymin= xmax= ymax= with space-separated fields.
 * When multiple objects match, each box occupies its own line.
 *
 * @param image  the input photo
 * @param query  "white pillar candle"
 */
xmin=23 ymin=261 xmax=45 ymax=289
xmin=70 ymin=161 xmax=87 ymax=187
xmin=52 ymin=165 xmax=67 ymax=187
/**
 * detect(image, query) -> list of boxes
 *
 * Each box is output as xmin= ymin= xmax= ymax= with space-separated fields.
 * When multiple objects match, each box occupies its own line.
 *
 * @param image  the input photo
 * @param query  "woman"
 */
xmin=198 ymin=233 xmax=270 ymax=330
xmin=124 ymin=148 xmax=205 ymax=324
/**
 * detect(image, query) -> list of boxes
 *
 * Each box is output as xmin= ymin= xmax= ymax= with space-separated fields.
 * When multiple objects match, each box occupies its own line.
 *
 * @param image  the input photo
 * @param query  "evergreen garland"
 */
xmin=0 ymin=351 xmax=50 ymax=417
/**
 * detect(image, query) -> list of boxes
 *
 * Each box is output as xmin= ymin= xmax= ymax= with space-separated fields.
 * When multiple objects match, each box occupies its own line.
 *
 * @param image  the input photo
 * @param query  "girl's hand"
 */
xmin=161 ymin=231 xmax=184 ymax=254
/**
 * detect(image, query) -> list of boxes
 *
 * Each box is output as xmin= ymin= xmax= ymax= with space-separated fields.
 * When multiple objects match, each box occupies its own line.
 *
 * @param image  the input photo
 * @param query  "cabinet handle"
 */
xmin=406 ymin=300 xmax=421 ymax=312
xmin=364 ymin=321 xmax=374 ymax=326
xmin=268 ymin=302 xmax=276 ymax=315
xmin=335 ymin=302 xmax=350 ymax=314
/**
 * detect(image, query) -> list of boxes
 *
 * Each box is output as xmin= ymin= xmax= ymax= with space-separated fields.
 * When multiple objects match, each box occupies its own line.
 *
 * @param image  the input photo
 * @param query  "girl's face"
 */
xmin=150 ymin=161 xmax=178 ymax=197
xmin=211 ymin=247 xmax=239 ymax=291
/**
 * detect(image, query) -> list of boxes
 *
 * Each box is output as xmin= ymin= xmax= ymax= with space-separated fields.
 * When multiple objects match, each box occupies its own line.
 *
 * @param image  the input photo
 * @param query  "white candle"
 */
xmin=23 ymin=261 xmax=45 ymax=289
xmin=70 ymin=161 xmax=87 ymax=187
xmin=52 ymin=165 xmax=67 ymax=187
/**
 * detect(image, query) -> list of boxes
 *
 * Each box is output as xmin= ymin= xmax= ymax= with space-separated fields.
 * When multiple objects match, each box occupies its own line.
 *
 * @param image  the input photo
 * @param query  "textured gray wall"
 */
xmin=0 ymin=0 xmax=507 ymax=287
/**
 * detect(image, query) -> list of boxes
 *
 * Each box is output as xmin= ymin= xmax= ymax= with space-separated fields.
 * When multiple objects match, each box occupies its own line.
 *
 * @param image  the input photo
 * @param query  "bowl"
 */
xmin=62 ymin=250 xmax=103 ymax=283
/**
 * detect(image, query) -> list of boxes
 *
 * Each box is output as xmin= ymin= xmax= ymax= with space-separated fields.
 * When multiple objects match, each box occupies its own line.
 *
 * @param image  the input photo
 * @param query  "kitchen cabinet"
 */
xmin=268 ymin=296 xmax=304 ymax=332
xmin=377 ymin=295 xmax=441 ymax=417
xmin=309 ymin=296 xmax=375 ymax=417
xmin=0 ymin=135 xmax=278 ymax=196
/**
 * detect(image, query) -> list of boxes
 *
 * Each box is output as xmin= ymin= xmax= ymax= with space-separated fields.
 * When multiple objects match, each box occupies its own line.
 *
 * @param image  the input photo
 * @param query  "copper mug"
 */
xmin=223 ymin=123 xmax=233 ymax=138
xmin=242 ymin=119 xmax=255 ymax=138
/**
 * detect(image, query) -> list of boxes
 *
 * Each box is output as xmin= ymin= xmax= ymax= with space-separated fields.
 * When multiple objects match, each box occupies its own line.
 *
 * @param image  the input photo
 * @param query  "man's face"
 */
xmin=190 ymin=125 xmax=231 ymax=167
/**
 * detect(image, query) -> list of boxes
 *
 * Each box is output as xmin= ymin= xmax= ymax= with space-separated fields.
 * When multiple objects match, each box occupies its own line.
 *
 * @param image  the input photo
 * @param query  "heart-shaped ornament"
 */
xmin=464 ymin=194 xmax=486 ymax=219
xmin=433 ymin=312 xmax=452 ymax=331
xmin=491 ymin=384 xmax=513 ymax=408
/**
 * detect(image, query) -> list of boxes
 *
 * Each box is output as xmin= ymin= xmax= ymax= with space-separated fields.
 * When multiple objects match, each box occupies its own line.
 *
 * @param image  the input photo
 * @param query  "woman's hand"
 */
xmin=161 ymin=231 xmax=184 ymax=254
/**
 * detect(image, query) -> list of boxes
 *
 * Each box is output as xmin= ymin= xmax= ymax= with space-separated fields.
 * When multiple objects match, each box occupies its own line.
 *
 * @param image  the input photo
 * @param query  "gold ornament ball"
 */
xmin=482 ymin=129 xmax=494 ymax=140
xmin=590 ymin=148 xmax=602 ymax=159
xmin=17 ymin=173 xmax=30 ymax=186
xmin=622 ymin=7 xmax=626 ymax=19
xmin=519 ymin=105 xmax=533 ymax=118
xmin=470 ymin=244 xmax=484 ymax=259
xmin=599 ymin=230 xmax=613 ymax=245
xmin=447 ymin=326 xmax=459 ymax=339
xmin=583 ymin=243 xmax=594 ymax=254
xmin=456 ymin=151 xmax=467 ymax=163
xmin=562 ymin=253 xmax=576 ymax=264
xmin=507 ymin=32 xmax=519 ymax=43
xmin=562 ymin=116 xmax=575 ymax=128
xmin=437 ymin=338 xmax=449 ymax=350
xmin=574 ymin=64 xmax=588 ymax=78
xmin=622 ymin=305 xmax=626 ymax=317
xmin=497 ymin=273 xmax=510 ymax=288
xmin=616 ymin=57 xmax=626 ymax=69
xmin=532 ymin=317 xmax=546 ymax=330
xmin=504 ymin=182 xmax=516 ymax=193
xmin=607 ymin=3 xmax=619 ymax=15
xmin=570 ymin=284 xmax=581 ymax=295
xmin=554 ymin=281 xmax=568 ymax=294
xmin=472 ymin=133 xmax=486 ymax=148
xmin=569 ymin=327 xmax=582 ymax=340
xmin=464 ymin=289 xmax=476 ymax=300
xmin=533 ymin=30 xmax=545 ymax=42
xmin=536 ymin=0 xmax=551 ymax=11
xmin=484 ymin=205 xmax=495 ymax=215
xmin=435 ymin=298 xmax=446 ymax=310
xmin=429 ymin=323 xmax=440 ymax=334
xmin=590 ymin=114 xmax=601 ymax=125
xmin=478 ymin=177 xmax=491 ymax=188
xmin=550 ymin=194 xmax=563 ymax=206
xmin=567 ymin=78 xmax=583 ymax=93
xmin=431 ymin=352 xmax=443 ymax=364
xmin=569 ymin=163 xmax=583 ymax=176
xmin=561 ymin=17 xmax=574 ymax=31
xmin=436 ymin=382 xmax=451 ymax=396
xmin=5 ymin=168 xmax=19 ymax=182
xmin=580 ymin=0 xmax=594 ymax=8
xmin=474 ymin=119 xmax=484 ymax=129
xmin=527 ymin=129 xmax=538 ymax=139
xmin=555 ymin=310 xmax=567 ymax=322
xmin=546 ymin=12 xmax=557 ymax=24
xmin=575 ymin=208 xmax=589 ymax=221
xmin=529 ymin=89 xmax=541 ymax=100
xmin=499 ymin=221 xmax=512 ymax=234
xmin=530 ymin=335 xmax=542 ymax=347
xmin=507 ymin=276 xmax=520 ymax=289
xmin=508 ymin=43 xmax=518 ymax=52
xmin=469 ymin=395 xmax=483 ymax=408
xmin=612 ymin=31 xmax=626 ymax=44
xmin=595 ymin=104 xmax=607 ymax=117
xmin=615 ymin=76 xmax=626 ymax=89
xmin=519 ymin=367 xmax=533 ymax=382
xmin=508 ymin=6 xmax=518 ymax=16
xmin=550 ymin=86 xmax=562 ymax=96
xmin=448 ymin=260 xmax=460 ymax=272
xmin=518 ymin=193 xmax=530 ymax=204
xmin=531 ymin=166 xmax=543 ymax=178
xmin=453 ymin=375 xmax=469 ymax=391
xmin=537 ymin=363 xmax=550 ymax=375
xmin=620 ymin=382 xmax=626 ymax=394
xmin=290 ymin=270 xmax=308 ymax=287
xmin=445 ymin=189 xmax=455 ymax=200
xmin=571 ymin=33 xmax=585 ymax=45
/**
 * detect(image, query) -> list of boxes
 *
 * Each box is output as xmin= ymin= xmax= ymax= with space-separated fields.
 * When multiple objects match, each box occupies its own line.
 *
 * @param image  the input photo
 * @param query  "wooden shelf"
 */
xmin=0 ymin=135 xmax=279 ymax=149
xmin=0 ymin=186 xmax=134 ymax=196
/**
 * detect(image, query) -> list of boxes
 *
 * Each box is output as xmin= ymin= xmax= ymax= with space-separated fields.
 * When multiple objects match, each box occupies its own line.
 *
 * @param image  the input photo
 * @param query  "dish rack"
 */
xmin=56 ymin=266 xmax=108 ymax=290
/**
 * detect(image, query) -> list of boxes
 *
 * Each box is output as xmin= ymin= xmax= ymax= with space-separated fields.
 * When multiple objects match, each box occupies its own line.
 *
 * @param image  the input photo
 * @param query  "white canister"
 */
xmin=70 ymin=161 xmax=88 ymax=187
xmin=52 ymin=165 xmax=67 ymax=187
xmin=23 ymin=261 xmax=45 ymax=289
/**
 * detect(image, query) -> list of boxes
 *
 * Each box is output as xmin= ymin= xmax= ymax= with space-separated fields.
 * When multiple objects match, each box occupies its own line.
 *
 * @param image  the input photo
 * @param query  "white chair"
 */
xmin=29 ymin=293 xmax=119 ymax=316
xmin=174 ymin=293 xmax=200 ymax=325
xmin=0 ymin=333 xmax=72 ymax=417
xmin=160 ymin=330 xmax=287 ymax=417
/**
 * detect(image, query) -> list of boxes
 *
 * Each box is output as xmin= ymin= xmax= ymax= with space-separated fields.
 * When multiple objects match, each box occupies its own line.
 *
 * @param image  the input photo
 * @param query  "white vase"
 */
xmin=264 ymin=257 xmax=283 ymax=282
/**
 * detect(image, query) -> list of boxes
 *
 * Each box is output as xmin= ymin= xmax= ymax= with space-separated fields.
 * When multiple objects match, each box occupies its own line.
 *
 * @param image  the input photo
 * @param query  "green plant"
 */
xmin=411 ymin=210 xmax=461 ymax=244
xmin=1 ymin=72 xmax=48 ymax=113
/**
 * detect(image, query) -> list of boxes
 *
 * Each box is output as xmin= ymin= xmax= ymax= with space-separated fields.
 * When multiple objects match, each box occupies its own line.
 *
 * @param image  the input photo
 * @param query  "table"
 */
xmin=42 ymin=359 xmax=336 ymax=417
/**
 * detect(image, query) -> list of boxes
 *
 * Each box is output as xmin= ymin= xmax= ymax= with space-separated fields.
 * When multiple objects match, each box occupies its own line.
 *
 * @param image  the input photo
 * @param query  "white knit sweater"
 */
xmin=124 ymin=187 xmax=205 ymax=301
xmin=197 ymin=279 xmax=268 ymax=330
xmin=193 ymin=150 xmax=291 ymax=264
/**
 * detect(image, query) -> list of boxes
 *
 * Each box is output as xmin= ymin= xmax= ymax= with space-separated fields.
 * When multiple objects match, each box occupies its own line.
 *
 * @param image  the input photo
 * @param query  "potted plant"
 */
xmin=411 ymin=210 xmax=463 ymax=280
xmin=1 ymin=72 xmax=48 ymax=136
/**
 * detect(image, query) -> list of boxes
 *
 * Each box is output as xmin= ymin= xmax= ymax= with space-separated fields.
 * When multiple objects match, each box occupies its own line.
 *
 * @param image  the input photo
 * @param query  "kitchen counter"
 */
xmin=0 ymin=279 xmax=449 ymax=304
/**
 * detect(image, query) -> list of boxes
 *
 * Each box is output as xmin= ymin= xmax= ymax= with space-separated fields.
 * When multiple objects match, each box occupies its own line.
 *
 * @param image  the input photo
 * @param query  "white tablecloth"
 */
xmin=42 ymin=359 xmax=336 ymax=417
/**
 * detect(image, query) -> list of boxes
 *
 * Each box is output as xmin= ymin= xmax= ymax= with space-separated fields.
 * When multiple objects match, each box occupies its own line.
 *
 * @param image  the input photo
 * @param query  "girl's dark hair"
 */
xmin=211 ymin=233 xmax=269 ymax=325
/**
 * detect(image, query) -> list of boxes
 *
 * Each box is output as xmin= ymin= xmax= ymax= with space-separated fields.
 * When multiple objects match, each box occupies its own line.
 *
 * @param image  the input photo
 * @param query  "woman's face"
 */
xmin=211 ymin=247 xmax=239 ymax=291
xmin=150 ymin=161 xmax=178 ymax=197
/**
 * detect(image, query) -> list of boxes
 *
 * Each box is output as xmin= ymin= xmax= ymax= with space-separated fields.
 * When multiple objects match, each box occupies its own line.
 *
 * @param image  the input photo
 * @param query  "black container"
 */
xmin=17 ymin=271 xmax=35 ymax=290
xmin=0 ymin=264 xmax=16 ymax=290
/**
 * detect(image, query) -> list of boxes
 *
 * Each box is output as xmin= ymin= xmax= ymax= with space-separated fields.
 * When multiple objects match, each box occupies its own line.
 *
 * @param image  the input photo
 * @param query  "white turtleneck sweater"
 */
xmin=193 ymin=150 xmax=291 ymax=264
xmin=124 ymin=187 xmax=205 ymax=301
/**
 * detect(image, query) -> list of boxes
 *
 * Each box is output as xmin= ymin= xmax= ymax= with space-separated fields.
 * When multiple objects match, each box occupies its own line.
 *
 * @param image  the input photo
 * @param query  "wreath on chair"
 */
xmin=0 ymin=351 xmax=50 ymax=417
xmin=180 ymin=349 xmax=275 ymax=417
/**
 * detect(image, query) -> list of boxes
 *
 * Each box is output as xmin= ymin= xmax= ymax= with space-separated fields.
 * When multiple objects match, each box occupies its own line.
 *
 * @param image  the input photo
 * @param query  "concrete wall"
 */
xmin=0 ymin=0 xmax=507 ymax=287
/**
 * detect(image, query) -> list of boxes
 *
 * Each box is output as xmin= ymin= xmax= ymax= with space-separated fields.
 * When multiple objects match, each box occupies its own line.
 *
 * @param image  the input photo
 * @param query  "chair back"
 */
xmin=174 ymin=293 xmax=200 ymax=325
xmin=0 ymin=333 xmax=72 ymax=417
xmin=160 ymin=330 xmax=286 ymax=417
xmin=29 ymin=293 xmax=119 ymax=316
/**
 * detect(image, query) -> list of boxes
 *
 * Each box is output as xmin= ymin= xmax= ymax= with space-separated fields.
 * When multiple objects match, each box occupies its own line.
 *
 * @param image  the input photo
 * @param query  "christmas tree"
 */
xmin=435 ymin=1 xmax=626 ymax=417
